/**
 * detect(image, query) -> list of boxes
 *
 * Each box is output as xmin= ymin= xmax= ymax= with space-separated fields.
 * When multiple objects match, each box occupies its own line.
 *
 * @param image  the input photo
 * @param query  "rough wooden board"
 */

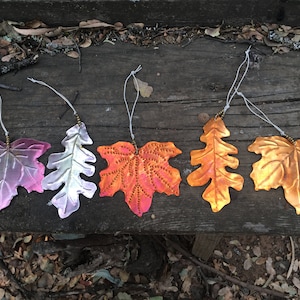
xmin=1 ymin=39 xmax=300 ymax=234
xmin=192 ymin=233 xmax=223 ymax=261
xmin=1 ymin=0 xmax=298 ymax=27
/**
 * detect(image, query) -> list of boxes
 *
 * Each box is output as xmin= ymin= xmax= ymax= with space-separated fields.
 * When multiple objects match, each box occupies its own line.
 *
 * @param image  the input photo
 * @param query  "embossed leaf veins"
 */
xmin=98 ymin=141 xmax=182 ymax=217
xmin=248 ymin=136 xmax=300 ymax=214
xmin=187 ymin=117 xmax=244 ymax=212
xmin=0 ymin=138 xmax=50 ymax=210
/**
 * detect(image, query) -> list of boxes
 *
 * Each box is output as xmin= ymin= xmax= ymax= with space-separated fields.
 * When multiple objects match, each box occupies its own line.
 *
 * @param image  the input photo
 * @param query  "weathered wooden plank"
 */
xmin=1 ymin=0 xmax=299 ymax=27
xmin=192 ymin=233 xmax=223 ymax=261
xmin=1 ymin=39 xmax=300 ymax=234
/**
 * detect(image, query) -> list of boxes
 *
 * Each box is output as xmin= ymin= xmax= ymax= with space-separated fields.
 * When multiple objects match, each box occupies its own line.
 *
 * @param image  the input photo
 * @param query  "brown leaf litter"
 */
xmin=1 ymin=20 xmax=300 ymax=76
xmin=0 ymin=233 xmax=298 ymax=299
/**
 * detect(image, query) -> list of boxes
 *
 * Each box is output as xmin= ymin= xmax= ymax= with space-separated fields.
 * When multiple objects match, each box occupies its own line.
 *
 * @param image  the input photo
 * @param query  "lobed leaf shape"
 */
xmin=97 ymin=141 xmax=182 ymax=217
xmin=187 ymin=117 xmax=244 ymax=212
xmin=42 ymin=122 xmax=97 ymax=218
xmin=248 ymin=136 xmax=300 ymax=214
xmin=0 ymin=138 xmax=50 ymax=210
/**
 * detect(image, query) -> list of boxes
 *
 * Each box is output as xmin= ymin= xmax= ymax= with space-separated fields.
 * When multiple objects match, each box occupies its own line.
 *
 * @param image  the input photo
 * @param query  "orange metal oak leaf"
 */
xmin=187 ymin=117 xmax=244 ymax=212
xmin=248 ymin=136 xmax=300 ymax=214
xmin=97 ymin=141 xmax=182 ymax=217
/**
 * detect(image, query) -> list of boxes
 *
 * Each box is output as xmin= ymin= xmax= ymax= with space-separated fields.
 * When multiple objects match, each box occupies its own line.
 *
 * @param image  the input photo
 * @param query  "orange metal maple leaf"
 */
xmin=248 ymin=136 xmax=300 ymax=214
xmin=97 ymin=141 xmax=182 ymax=217
xmin=187 ymin=117 xmax=244 ymax=212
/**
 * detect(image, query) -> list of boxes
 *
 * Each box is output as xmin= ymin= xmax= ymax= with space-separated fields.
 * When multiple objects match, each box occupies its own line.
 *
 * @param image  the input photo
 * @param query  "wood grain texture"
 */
xmin=1 ymin=39 xmax=300 ymax=234
xmin=192 ymin=233 xmax=223 ymax=261
xmin=1 ymin=0 xmax=298 ymax=27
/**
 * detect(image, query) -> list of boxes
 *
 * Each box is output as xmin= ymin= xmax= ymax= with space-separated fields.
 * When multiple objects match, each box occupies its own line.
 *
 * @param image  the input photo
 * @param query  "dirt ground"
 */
xmin=0 ymin=232 xmax=298 ymax=300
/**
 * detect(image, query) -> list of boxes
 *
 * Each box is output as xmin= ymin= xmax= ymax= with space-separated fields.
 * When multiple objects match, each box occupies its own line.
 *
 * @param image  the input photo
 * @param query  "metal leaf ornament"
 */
xmin=249 ymin=135 xmax=300 ymax=213
xmin=237 ymin=88 xmax=300 ymax=215
xmin=98 ymin=141 xmax=182 ymax=217
xmin=0 ymin=96 xmax=50 ymax=210
xmin=187 ymin=117 xmax=244 ymax=212
xmin=28 ymin=78 xmax=97 ymax=218
xmin=187 ymin=47 xmax=252 ymax=212
xmin=98 ymin=66 xmax=182 ymax=217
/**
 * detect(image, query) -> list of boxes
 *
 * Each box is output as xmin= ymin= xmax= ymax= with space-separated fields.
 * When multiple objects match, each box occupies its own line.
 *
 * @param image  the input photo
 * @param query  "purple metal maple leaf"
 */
xmin=0 ymin=138 xmax=51 ymax=210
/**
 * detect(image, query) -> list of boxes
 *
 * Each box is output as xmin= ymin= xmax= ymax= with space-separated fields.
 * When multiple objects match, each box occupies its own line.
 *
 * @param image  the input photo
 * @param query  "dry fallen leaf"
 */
xmin=179 ymin=266 xmax=193 ymax=294
xmin=0 ymin=39 xmax=11 ymax=48
xmin=213 ymin=250 xmax=223 ymax=257
xmin=205 ymin=26 xmax=221 ymax=37
xmin=218 ymin=286 xmax=233 ymax=299
xmin=224 ymin=250 xmax=233 ymax=260
xmin=252 ymin=245 xmax=261 ymax=257
xmin=293 ymin=259 xmax=299 ymax=272
xmin=114 ymin=22 xmax=124 ymax=30
xmin=44 ymin=27 xmax=64 ymax=38
xmin=79 ymin=19 xmax=113 ymax=28
xmin=37 ymin=273 xmax=54 ymax=289
xmin=292 ymin=34 xmax=300 ymax=42
xmin=240 ymin=25 xmax=265 ymax=40
xmin=255 ymin=277 xmax=266 ymax=286
xmin=133 ymin=78 xmax=153 ymax=98
xmin=25 ymin=20 xmax=46 ymax=29
xmin=292 ymin=276 xmax=300 ymax=289
xmin=23 ymin=235 xmax=32 ymax=244
xmin=255 ymin=257 xmax=267 ymax=265
xmin=157 ymin=277 xmax=178 ymax=293
xmin=69 ymin=275 xmax=81 ymax=288
xmin=52 ymin=36 xmax=74 ymax=46
xmin=228 ymin=265 xmax=237 ymax=274
xmin=66 ymin=50 xmax=79 ymax=59
xmin=229 ymin=240 xmax=241 ymax=247
xmin=266 ymin=257 xmax=276 ymax=275
xmin=243 ymin=254 xmax=252 ymax=270
xmin=181 ymin=276 xmax=192 ymax=294
xmin=13 ymin=26 xmax=55 ymax=36
xmin=167 ymin=251 xmax=182 ymax=262
xmin=1 ymin=53 xmax=18 ymax=62
xmin=280 ymin=25 xmax=292 ymax=32
xmin=80 ymin=38 xmax=92 ymax=48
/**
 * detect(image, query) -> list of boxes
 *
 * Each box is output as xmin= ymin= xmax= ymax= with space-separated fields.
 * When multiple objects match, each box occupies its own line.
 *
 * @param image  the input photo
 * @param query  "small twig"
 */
xmin=73 ymin=41 xmax=82 ymax=73
xmin=165 ymin=237 xmax=288 ymax=299
xmin=263 ymin=273 xmax=275 ymax=289
xmin=59 ymin=90 xmax=79 ymax=119
xmin=0 ymin=54 xmax=38 ymax=75
xmin=181 ymin=37 xmax=194 ymax=48
xmin=0 ymin=83 xmax=21 ymax=91
xmin=287 ymin=236 xmax=295 ymax=279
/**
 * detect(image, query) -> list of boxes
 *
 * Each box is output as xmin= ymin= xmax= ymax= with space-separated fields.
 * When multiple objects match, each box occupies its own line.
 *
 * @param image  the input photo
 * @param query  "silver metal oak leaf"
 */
xmin=42 ymin=122 xmax=96 ymax=218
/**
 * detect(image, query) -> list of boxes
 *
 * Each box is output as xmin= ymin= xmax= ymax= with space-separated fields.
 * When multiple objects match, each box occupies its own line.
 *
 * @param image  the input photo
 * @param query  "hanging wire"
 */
xmin=27 ymin=78 xmax=81 ymax=124
xmin=123 ymin=65 xmax=142 ymax=143
xmin=217 ymin=45 xmax=251 ymax=118
xmin=236 ymin=90 xmax=294 ymax=143
xmin=0 ymin=95 xmax=9 ymax=145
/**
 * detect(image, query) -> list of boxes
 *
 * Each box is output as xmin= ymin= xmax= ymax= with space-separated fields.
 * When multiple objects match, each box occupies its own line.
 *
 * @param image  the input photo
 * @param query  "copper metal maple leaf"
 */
xmin=249 ymin=136 xmax=300 ymax=214
xmin=97 ymin=141 xmax=182 ymax=217
xmin=187 ymin=117 xmax=244 ymax=212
